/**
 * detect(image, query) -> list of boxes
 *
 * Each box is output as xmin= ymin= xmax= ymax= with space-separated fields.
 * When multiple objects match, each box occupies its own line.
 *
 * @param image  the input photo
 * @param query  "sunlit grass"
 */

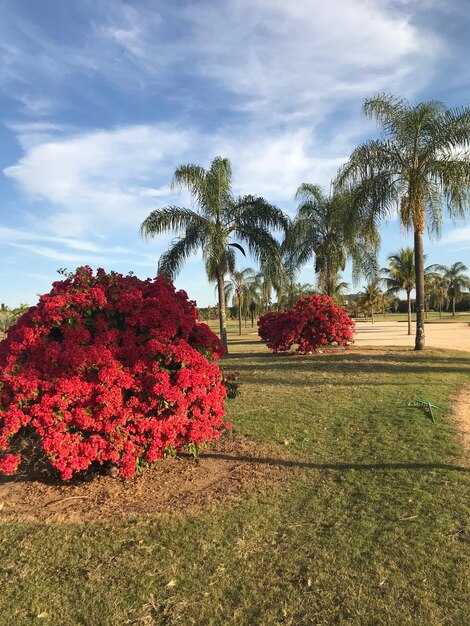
xmin=1 ymin=325 xmax=469 ymax=625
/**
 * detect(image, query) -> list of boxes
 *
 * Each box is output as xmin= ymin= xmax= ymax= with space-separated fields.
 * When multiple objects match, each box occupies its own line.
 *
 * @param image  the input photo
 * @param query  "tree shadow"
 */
xmin=223 ymin=350 xmax=470 ymax=377
xmin=200 ymin=451 xmax=470 ymax=473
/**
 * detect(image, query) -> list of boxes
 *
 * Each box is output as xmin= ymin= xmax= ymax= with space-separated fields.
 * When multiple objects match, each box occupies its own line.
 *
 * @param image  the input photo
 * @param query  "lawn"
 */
xmin=1 ymin=326 xmax=469 ymax=625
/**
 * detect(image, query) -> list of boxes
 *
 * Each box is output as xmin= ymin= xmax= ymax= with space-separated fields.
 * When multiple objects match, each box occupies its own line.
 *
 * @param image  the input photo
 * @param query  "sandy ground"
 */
xmin=354 ymin=320 xmax=470 ymax=352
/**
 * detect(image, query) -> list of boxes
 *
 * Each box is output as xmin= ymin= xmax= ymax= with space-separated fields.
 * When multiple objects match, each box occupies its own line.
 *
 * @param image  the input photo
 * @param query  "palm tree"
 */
xmin=382 ymin=247 xmax=415 ymax=335
xmin=287 ymin=184 xmax=379 ymax=296
xmin=429 ymin=262 xmax=470 ymax=315
xmin=319 ymin=273 xmax=349 ymax=305
xmin=0 ymin=303 xmax=29 ymax=335
xmin=336 ymin=94 xmax=470 ymax=350
xmin=256 ymin=270 xmax=274 ymax=312
xmin=425 ymin=270 xmax=448 ymax=318
xmin=276 ymin=278 xmax=315 ymax=309
xmin=378 ymin=292 xmax=393 ymax=318
xmin=255 ymin=260 xmax=285 ymax=312
xmin=0 ymin=305 xmax=16 ymax=335
xmin=225 ymin=268 xmax=258 ymax=335
xmin=140 ymin=157 xmax=288 ymax=352
xmin=358 ymin=279 xmax=383 ymax=323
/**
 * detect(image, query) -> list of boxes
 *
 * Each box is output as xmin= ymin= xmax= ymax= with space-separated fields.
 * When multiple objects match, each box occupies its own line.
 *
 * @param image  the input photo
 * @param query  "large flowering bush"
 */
xmin=258 ymin=295 xmax=355 ymax=354
xmin=0 ymin=267 xmax=231 ymax=480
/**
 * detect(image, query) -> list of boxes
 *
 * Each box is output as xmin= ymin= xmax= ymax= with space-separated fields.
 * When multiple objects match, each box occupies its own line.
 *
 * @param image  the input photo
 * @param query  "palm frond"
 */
xmin=171 ymin=164 xmax=208 ymax=210
xmin=140 ymin=207 xmax=208 ymax=240
xmin=228 ymin=242 xmax=246 ymax=256
xmin=157 ymin=227 xmax=203 ymax=278
xmin=234 ymin=196 xmax=290 ymax=233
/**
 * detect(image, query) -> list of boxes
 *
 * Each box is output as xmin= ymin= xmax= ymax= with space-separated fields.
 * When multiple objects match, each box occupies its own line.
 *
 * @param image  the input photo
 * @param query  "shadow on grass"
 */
xmin=223 ymin=351 xmax=470 ymax=377
xmin=201 ymin=452 xmax=470 ymax=473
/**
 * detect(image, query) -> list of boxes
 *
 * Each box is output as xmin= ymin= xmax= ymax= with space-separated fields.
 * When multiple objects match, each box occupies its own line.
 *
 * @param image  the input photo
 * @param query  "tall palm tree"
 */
xmin=358 ymin=279 xmax=383 ymax=323
xmin=287 ymin=184 xmax=379 ymax=296
xmin=225 ymin=267 xmax=258 ymax=335
xmin=429 ymin=262 xmax=470 ymax=315
xmin=336 ymin=94 xmax=470 ymax=349
xmin=382 ymin=247 xmax=415 ymax=335
xmin=140 ymin=157 xmax=288 ymax=352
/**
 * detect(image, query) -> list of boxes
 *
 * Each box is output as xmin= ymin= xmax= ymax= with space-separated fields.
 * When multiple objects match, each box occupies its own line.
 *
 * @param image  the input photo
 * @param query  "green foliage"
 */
xmin=428 ymin=261 xmax=470 ymax=315
xmin=0 ymin=303 xmax=30 ymax=334
xmin=224 ymin=268 xmax=259 ymax=334
xmin=140 ymin=156 xmax=288 ymax=350
xmin=336 ymin=93 xmax=470 ymax=349
xmin=286 ymin=183 xmax=380 ymax=294
xmin=357 ymin=279 xmax=383 ymax=321
xmin=382 ymin=247 xmax=415 ymax=333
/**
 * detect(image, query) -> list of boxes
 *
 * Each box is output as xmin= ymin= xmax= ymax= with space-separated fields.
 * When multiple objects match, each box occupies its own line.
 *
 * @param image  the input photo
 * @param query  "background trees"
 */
xmin=140 ymin=156 xmax=288 ymax=352
xmin=286 ymin=184 xmax=379 ymax=296
xmin=428 ymin=262 xmax=470 ymax=316
xmin=358 ymin=279 xmax=383 ymax=323
xmin=336 ymin=94 xmax=470 ymax=349
xmin=224 ymin=268 xmax=258 ymax=335
xmin=382 ymin=248 xmax=415 ymax=335
xmin=0 ymin=303 xmax=29 ymax=335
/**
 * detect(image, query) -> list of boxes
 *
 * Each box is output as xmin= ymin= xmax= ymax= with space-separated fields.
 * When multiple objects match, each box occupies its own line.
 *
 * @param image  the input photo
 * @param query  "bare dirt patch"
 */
xmin=0 ymin=434 xmax=293 ymax=523
xmin=451 ymin=383 xmax=470 ymax=466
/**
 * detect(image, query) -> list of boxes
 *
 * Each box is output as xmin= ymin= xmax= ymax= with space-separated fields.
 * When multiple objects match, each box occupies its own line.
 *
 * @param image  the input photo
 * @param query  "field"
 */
xmin=1 ymin=324 xmax=469 ymax=625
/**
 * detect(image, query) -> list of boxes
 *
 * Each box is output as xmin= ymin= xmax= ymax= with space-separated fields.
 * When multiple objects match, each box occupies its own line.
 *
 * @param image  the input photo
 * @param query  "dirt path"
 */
xmin=451 ymin=383 xmax=470 ymax=464
xmin=354 ymin=320 xmax=470 ymax=352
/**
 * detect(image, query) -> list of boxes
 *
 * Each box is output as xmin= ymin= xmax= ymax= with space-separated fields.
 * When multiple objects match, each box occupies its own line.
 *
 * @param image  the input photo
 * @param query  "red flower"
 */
xmin=0 ymin=268 xmax=231 ymax=480
xmin=0 ymin=454 xmax=21 ymax=475
xmin=258 ymin=295 xmax=355 ymax=354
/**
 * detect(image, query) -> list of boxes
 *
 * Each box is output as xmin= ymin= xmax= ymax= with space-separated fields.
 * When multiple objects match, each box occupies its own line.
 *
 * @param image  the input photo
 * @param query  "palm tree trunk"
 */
xmin=371 ymin=306 xmax=374 ymax=324
xmin=238 ymin=300 xmax=242 ymax=336
xmin=414 ymin=230 xmax=425 ymax=350
xmin=452 ymin=296 xmax=456 ymax=316
xmin=326 ymin=271 xmax=333 ymax=298
xmin=216 ymin=269 xmax=228 ymax=353
xmin=407 ymin=291 xmax=411 ymax=336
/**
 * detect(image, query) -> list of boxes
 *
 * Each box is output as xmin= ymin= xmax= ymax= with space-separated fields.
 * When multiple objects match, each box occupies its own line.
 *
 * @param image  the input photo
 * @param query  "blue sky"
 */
xmin=0 ymin=0 xmax=469 ymax=308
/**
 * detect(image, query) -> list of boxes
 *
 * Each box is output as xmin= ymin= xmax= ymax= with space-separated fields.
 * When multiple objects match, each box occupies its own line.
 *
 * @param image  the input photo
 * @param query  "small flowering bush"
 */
xmin=221 ymin=370 xmax=241 ymax=399
xmin=258 ymin=295 xmax=355 ymax=354
xmin=0 ymin=267 xmax=232 ymax=480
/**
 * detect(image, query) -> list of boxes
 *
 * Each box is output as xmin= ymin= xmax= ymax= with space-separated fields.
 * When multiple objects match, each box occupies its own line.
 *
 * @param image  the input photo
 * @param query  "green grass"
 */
xmin=349 ymin=312 xmax=470 ymax=323
xmin=1 ymin=329 xmax=469 ymax=625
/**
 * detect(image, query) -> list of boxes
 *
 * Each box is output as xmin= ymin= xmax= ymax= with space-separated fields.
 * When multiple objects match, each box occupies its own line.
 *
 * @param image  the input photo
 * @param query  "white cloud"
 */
xmin=8 ymin=243 xmax=109 ymax=264
xmin=0 ymin=225 xmax=137 ymax=266
xmin=0 ymin=0 xmax=445 ymax=125
xmin=181 ymin=0 xmax=441 ymax=123
xmin=439 ymin=225 xmax=470 ymax=246
xmin=4 ymin=124 xmax=195 ymax=236
xmin=211 ymin=128 xmax=343 ymax=206
xmin=4 ymin=120 xmax=353 ymax=238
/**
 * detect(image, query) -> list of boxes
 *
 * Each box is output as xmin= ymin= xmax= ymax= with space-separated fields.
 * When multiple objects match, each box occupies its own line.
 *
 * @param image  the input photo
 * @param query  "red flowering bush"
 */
xmin=0 ymin=267 xmax=231 ymax=480
xmin=258 ymin=295 xmax=355 ymax=354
